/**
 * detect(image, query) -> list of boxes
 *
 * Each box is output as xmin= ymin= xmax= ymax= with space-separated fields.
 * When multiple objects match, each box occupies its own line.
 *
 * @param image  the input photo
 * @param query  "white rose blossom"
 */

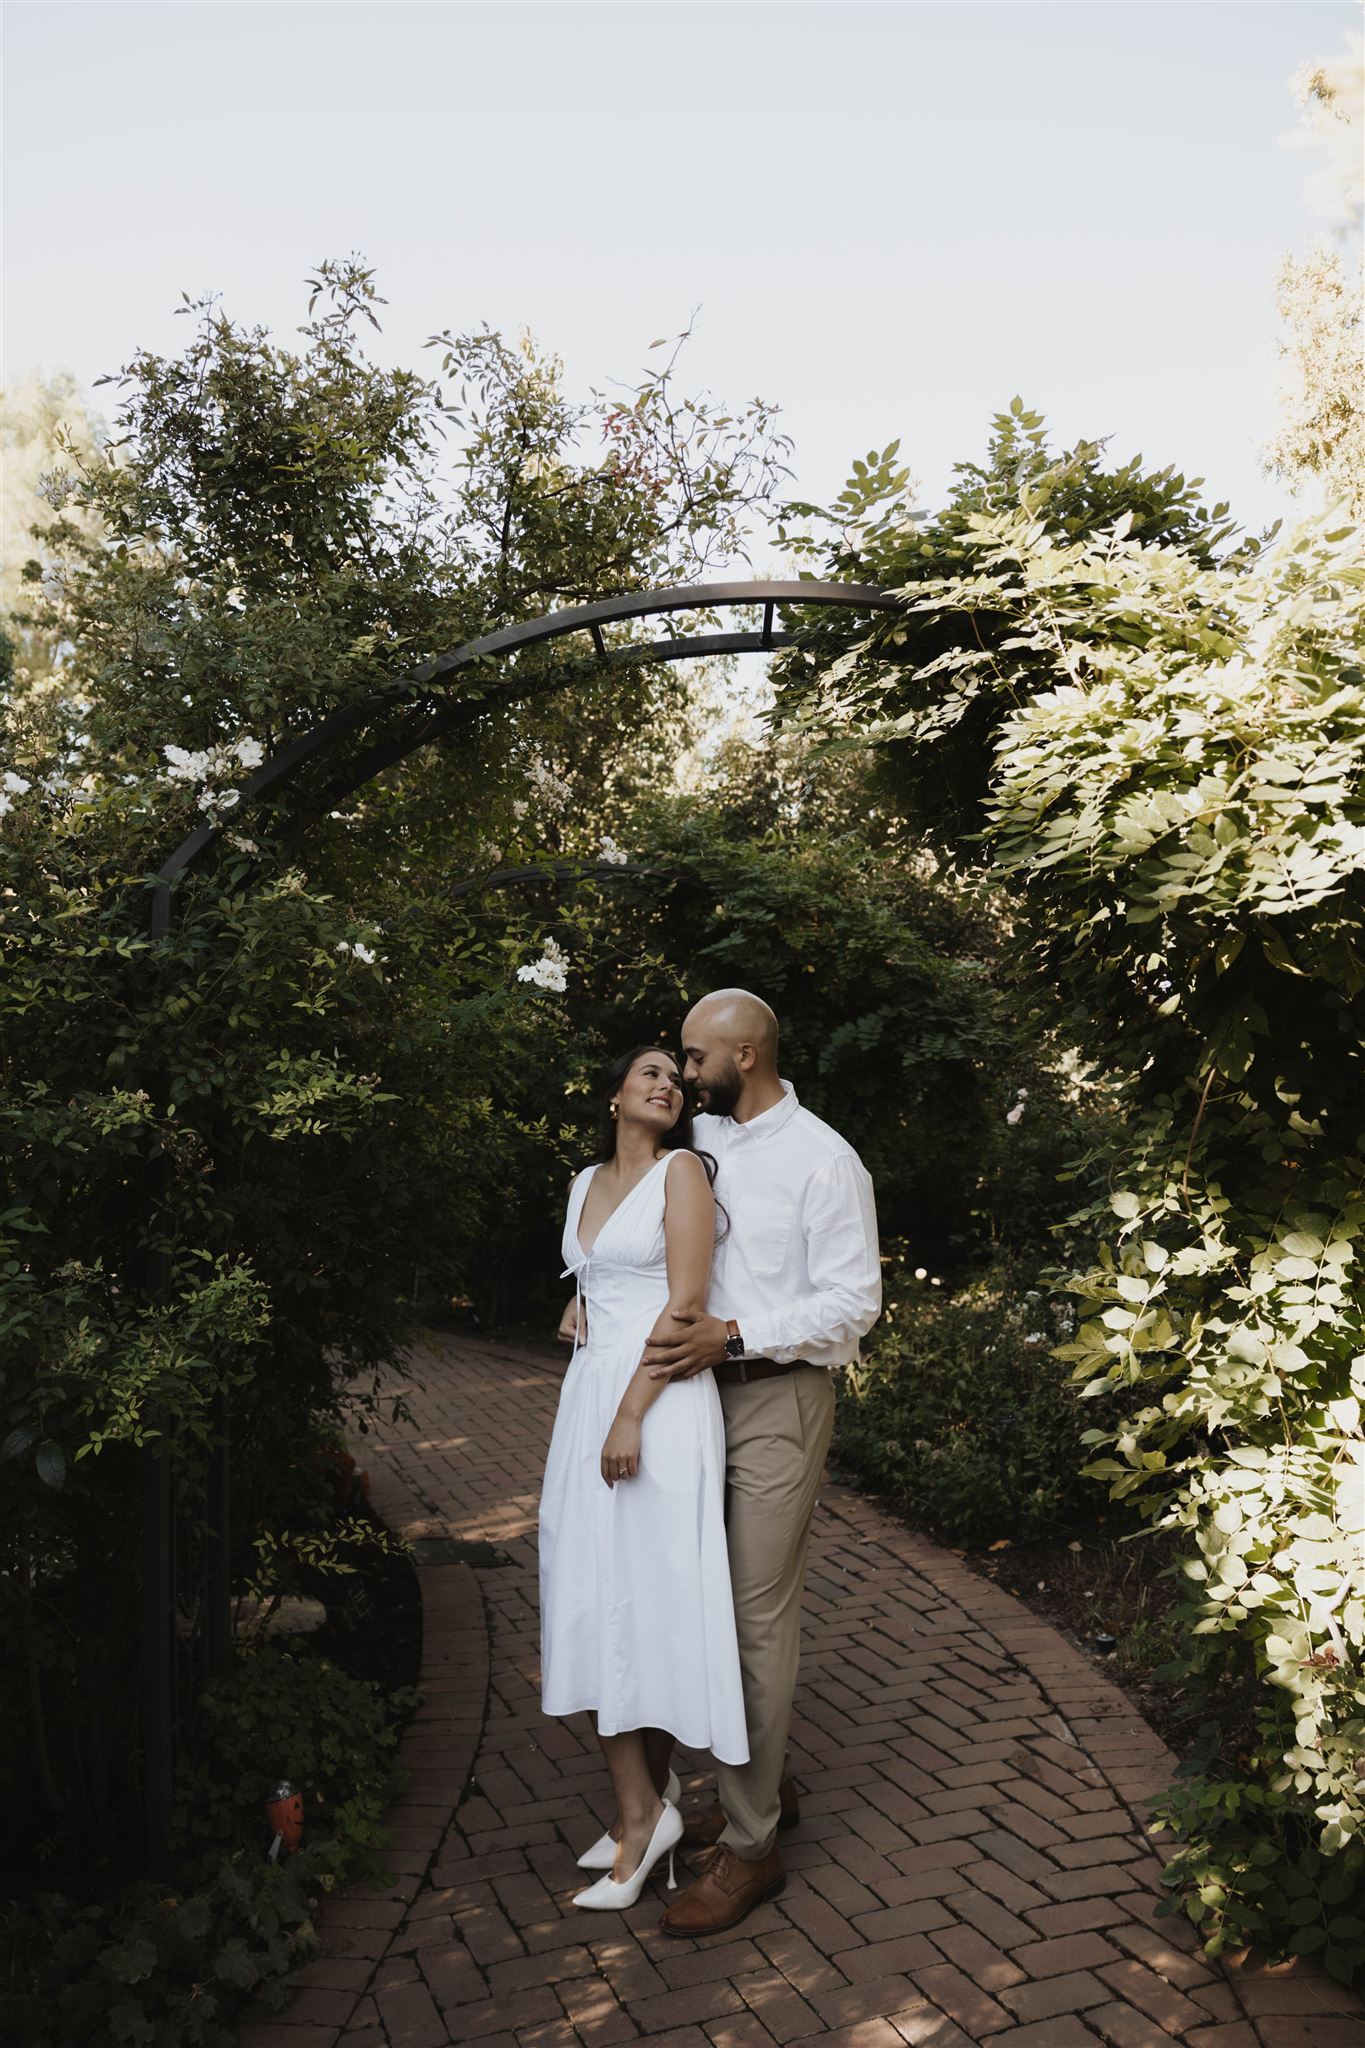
xmin=516 ymin=936 xmax=569 ymax=992
xmin=162 ymin=745 xmax=213 ymax=783
xmin=599 ymin=836 xmax=628 ymax=865
xmin=162 ymin=734 xmax=265 ymax=813
xmin=525 ymin=757 xmax=571 ymax=812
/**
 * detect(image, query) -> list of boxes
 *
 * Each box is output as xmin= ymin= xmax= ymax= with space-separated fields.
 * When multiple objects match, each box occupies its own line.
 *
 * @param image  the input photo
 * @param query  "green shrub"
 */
xmin=169 ymin=1640 xmax=411 ymax=1883
xmin=1156 ymin=1762 xmax=1365 ymax=1983
xmin=0 ymin=1642 xmax=414 ymax=2047
xmin=833 ymin=1260 xmax=1096 ymax=1544
xmin=2 ymin=1860 xmax=315 ymax=2048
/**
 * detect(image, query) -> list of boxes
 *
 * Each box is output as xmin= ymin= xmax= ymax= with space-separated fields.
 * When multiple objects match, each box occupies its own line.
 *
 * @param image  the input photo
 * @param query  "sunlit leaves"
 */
xmin=778 ymin=408 xmax=1365 ymax=1975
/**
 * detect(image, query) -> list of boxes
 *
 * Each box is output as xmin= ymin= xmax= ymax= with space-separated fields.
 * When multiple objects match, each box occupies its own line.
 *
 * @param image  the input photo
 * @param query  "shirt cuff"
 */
xmin=740 ymin=1314 xmax=796 ymax=1363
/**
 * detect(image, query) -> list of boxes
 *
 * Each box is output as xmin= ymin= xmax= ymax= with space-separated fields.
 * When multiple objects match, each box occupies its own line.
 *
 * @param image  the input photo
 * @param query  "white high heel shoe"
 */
xmin=576 ymin=1768 xmax=681 ymax=1870
xmin=572 ymin=1799 xmax=682 ymax=1910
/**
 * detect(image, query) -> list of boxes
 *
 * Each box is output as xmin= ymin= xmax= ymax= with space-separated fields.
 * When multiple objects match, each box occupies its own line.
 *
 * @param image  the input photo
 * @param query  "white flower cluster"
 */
xmin=516 ymin=936 xmax=569 ymax=993
xmin=525 ymin=756 xmax=571 ymax=813
xmin=1288 ymin=36 xmax=1364 ymax=230
xmin=35 ymin=468 xmax=77 ymax=511
xmin=336 ymin=939 xmax=378 ymax=967
xmin=599 ymin=836 xmax=628 ymax=866
xmin=162 ymin=736 xmax=267 ymax=818
xmin=0 ymin=769 xmax=32 ymax=819
xmin=1005 ymin=1086 xmax=1029 ymax=1127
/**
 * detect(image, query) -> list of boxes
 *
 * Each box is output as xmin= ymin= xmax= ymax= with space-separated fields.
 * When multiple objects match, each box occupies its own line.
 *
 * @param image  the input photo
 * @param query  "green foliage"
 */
xmin=0 ymin=258 xmax=788 ymax=1856
xmin=776 ymin=411 xmax=1365 ymax=1975
xmin=0 ymin=1642 xmax=410 ymax=2047
xmin=1156 ymin=1747 xmax=1365 ymax=1984
xmin=455 ymin=753 xmax=1097 ymax=1321
xmin=832 ymin=1261 xmax=1096 ymax=1543
xmin=775 ymin=402 xmax=1244 ymax=843
xmin=1063 ymin=1165 xmax=1365 ymax=1978
xmin=169 ymin=1641 xmax=410 ymax=1882
xmin=1 ymin=1860 xmax=315 ymax=2048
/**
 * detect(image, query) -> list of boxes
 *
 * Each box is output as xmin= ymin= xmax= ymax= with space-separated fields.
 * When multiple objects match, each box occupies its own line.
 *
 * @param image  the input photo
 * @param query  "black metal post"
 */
xmin=139 ymin=1427 xmax=173 ymax=1873
xmin=204 ymin=1391 xmax=232 ymax=1682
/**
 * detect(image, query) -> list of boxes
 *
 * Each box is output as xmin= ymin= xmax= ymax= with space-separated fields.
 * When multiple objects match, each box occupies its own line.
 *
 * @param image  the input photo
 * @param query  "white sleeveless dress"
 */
xmin=538 ymin=1152 xmax=750 ymax=1763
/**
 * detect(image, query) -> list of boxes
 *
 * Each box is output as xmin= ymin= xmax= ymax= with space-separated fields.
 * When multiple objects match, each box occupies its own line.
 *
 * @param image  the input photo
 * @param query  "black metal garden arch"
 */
xmin=141 ymin=578 xmax=902 ymax=1863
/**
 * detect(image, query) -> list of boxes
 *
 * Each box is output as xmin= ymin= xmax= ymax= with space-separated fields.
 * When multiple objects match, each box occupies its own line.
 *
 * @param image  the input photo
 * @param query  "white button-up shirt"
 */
xmin=695 ymin=1081 xmax=881 ymax=1371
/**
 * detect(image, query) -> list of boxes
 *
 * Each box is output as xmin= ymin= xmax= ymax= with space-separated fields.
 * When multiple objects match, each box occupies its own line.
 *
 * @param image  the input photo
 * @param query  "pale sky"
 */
xmin=4 ymin=1 xmax=1357 ymax=542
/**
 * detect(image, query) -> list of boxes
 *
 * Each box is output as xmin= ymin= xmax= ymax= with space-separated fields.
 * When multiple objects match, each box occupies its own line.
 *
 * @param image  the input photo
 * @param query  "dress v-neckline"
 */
xmin=576 ymin=1154 xmax=670 ymax=1258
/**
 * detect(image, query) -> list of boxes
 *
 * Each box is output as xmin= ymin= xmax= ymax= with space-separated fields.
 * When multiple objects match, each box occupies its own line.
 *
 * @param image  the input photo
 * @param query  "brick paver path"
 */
xmin=239 ymin=1333 xmax=1362 ymax=2048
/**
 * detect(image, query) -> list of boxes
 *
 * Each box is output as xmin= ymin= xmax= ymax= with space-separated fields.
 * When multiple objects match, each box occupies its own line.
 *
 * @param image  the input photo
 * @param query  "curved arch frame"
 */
xmin=149 ymin=579 xmax=900 ymax=935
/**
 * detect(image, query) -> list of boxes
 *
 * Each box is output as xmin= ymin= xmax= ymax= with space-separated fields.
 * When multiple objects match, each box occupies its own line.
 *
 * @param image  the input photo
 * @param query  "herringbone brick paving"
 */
xmin=238 ymin=1332 xmax=1363 ymax=2048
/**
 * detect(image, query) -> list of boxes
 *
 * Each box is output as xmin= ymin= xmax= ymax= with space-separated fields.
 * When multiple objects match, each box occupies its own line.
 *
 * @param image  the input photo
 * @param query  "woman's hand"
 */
xmin=601 ymin=1412 xmax=642 ymax=1487
xmin=557 ymin=1296 xmax=585 ymax=1345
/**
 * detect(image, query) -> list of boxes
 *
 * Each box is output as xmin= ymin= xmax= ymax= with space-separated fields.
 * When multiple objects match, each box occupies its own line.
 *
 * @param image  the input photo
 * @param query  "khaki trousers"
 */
xmin=714 ymin=1364 xmax=836 ymax=1861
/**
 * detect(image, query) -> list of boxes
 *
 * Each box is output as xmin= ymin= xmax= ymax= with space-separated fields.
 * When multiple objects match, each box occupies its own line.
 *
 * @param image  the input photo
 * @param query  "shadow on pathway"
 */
xmin=238 ymin=1332 xmax=1362 ymax=2048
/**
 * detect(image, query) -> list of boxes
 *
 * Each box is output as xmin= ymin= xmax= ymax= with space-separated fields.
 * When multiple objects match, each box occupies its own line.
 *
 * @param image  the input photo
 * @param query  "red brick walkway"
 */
xmin=239 ymin=1333 xmax=1363 ymax=2048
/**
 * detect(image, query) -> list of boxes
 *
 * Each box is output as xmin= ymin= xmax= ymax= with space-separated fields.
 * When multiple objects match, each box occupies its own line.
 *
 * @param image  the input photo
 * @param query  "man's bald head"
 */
xmin=681 ymin=988 xmax=783 ymax=1121
xmin=686 ymin=989 xmax=779 ymax=1059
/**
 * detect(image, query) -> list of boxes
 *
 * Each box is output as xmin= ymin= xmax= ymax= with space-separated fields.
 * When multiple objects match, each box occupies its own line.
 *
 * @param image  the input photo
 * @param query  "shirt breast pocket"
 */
xmin=741 ymin=1193 xmax=794 ymax=1278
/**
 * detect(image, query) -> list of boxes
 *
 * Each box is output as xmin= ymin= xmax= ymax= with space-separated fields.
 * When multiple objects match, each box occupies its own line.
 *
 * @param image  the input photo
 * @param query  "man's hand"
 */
xmin=643 ymin=1310 xmax=729 ymax=1382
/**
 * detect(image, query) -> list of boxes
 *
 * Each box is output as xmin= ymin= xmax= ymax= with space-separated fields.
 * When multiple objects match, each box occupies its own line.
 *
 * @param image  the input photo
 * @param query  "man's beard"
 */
xmin=696 ymin=1060 xmax=743 ymax=1119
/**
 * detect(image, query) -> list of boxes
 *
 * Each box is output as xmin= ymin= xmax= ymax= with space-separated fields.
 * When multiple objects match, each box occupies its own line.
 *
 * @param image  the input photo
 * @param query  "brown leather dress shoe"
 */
xmin=658 ymin=1843 xmax=785 ymax=1936
xmin=679 ymin=1773 xmax=800 ymax=1848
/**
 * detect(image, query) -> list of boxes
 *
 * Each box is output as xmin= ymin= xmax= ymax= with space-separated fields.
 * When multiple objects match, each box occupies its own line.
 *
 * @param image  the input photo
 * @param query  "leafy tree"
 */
xmin=0 ymin=258 xmax=789 ymax=1868
xmin=768 ymin=413 xmax=1365 ymax=1979
xmin=0 ymin=370 xmax=105 ymax=631
xmin=1264 ymin=35 xmax=1365 ymax=518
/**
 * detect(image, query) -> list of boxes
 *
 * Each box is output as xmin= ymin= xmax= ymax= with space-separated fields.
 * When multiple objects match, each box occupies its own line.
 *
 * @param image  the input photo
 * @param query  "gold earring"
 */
xmin=610 ymin=1101 xmax=619 ymax=1121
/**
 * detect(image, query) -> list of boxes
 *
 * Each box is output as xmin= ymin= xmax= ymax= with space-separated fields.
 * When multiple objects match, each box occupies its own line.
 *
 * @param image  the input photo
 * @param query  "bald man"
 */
xmin=642 ymin=989 xmax=881 ymax=1935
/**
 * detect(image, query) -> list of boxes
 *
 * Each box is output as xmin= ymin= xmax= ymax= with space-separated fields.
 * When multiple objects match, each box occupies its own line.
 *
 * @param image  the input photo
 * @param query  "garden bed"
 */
xmin=963 ymin=1518 xmax=1189 ymax=1747
xmin=0 ymin=1496 xmax=424 ymax=2048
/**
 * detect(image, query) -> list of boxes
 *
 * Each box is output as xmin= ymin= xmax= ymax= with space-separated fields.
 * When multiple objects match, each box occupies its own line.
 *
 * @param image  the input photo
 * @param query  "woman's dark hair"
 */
xmin=594 ymin=1043 xmax=727 ymax=1233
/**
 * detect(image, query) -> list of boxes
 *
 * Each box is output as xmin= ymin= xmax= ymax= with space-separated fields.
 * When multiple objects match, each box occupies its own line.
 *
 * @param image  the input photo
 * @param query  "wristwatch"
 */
xmin=723 ymin=1319 xmax=745 ymax=1361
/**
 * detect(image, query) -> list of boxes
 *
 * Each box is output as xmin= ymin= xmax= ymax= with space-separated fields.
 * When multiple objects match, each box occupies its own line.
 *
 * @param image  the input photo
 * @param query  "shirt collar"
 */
xmin=726 ymin=1078 xmax=801 ymax=1143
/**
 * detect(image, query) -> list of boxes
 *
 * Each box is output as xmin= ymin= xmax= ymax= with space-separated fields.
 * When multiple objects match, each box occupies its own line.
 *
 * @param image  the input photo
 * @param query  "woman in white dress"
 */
xmin=539 ymin=1044 xmax=749 ymax=1909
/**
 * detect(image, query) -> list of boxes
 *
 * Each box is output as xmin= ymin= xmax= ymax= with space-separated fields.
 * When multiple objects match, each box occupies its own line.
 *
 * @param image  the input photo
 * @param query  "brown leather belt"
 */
xmin=713 ymin=1356 xmax=814 ymax=1384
